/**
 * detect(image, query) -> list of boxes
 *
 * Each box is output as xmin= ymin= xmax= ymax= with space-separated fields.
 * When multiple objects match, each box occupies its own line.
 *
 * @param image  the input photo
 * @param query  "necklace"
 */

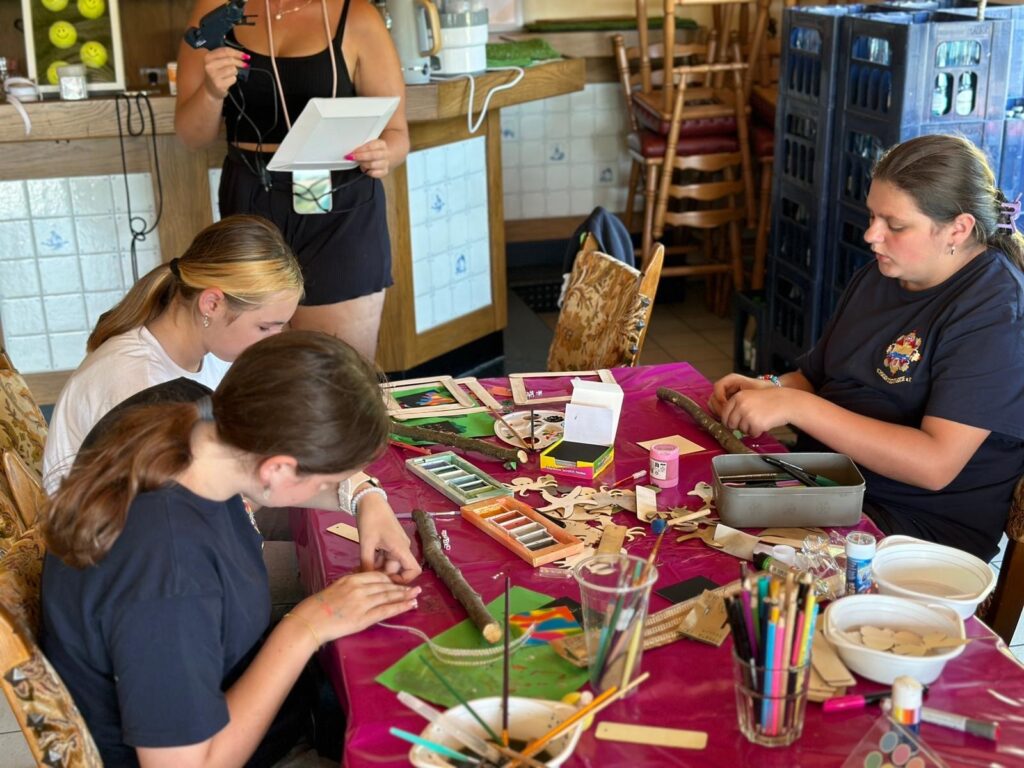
xmin=272 ymin=0 xmax=313 ymax=20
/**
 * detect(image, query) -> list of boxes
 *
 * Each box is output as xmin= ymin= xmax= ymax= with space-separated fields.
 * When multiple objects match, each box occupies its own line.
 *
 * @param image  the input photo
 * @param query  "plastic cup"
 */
xmin=572 ymin=554 xmax=657 ymax=694
xmin=732 ymin=649 xmax=810 ymax=747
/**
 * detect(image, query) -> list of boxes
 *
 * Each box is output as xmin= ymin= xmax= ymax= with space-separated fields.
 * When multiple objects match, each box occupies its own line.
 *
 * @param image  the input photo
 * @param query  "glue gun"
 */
xmin=184 ymin=0 xmax=254 ymax=80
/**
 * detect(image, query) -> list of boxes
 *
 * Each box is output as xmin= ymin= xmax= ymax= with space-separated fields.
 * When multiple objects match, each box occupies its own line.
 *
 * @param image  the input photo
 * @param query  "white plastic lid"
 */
xmin=892 ymin=675 xmax=923 ymax=710
xmin=846 ymin=531 xmax=877 ymax=559
xmin=772 ymin=545 xmax=797 ymax=566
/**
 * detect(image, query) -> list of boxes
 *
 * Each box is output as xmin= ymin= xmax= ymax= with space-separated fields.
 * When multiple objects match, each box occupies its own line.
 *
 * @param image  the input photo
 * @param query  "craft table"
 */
xmin=289 ymin=363 xmax=1024 ymax=767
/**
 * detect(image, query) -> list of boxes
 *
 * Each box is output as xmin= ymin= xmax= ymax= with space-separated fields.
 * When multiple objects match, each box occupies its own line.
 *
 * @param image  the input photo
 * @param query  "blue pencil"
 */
xmin=760 ymin=615 xmax=777 ymax=728
xmin=389 ymin=727 xmax=481 ymax=764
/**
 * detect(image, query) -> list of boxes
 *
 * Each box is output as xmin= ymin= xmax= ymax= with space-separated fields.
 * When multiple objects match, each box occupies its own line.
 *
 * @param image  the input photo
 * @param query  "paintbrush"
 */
xmin=397 ymin=691 xmax=502 ymax=763
xmin=491 ymin=409 xmax=531 ymax=452
xmin=512 ymin=672 xmax=652 ymax=766
xmin=502 ymin=575 xmax=511 ymax=748
xmin=609 ymin=469 xmax=647 ymax=489
xmin=491 ymin=744 xmax=548 ymax=768
xmin=389 ymin=726 xmax=482 ymax=764
xmin=618 ymin=518 xmax=667 ymax=688
xmin=421 ymin=657 xmax=503 ymax=744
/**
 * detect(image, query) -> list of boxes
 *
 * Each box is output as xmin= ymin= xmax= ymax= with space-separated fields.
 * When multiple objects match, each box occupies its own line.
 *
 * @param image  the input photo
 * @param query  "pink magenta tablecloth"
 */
xmin=289 ymin=363 xmax=1024 ymax=767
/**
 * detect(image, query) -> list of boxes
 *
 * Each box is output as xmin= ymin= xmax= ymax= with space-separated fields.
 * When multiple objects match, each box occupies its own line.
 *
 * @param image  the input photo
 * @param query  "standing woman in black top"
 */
xmin=174 ymin=0 xmax=409 ymax=361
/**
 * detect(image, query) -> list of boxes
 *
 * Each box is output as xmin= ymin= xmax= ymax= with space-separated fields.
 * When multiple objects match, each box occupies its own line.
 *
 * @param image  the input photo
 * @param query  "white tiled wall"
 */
xmin=500 ymin=83 xmax=633 ymax=219
xmin=0 ymin=175 xmax=160 ymax=374
xmin=406 ymin=137 xmax=492 ymax=334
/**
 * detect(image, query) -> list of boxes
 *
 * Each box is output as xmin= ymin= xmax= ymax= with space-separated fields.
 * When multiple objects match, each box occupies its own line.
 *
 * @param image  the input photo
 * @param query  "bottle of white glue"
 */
xmin=845 ymin=531 xmax=876 ymax=595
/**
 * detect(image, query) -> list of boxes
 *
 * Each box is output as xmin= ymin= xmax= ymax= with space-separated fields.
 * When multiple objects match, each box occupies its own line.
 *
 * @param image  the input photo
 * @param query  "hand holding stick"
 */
xmin=656 ymin=387 xmax=754 ymax=454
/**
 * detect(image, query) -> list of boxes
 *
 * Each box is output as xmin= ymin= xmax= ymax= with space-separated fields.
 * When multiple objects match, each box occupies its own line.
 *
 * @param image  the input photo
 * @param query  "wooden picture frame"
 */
xmin=508 ymin=370 xmax=616 ymax=406
xmin=384 ymin=375 xmax=478 ymax=418
xmin=455 ymin=377 xmax=503 ymax=411
xmin=21 ymin=0 xmax=126 ymax=93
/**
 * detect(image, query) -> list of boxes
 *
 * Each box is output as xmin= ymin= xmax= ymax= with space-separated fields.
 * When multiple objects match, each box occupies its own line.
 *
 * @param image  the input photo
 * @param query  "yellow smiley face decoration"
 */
xmin=80 ymin=40 xmax=109 ymax=68
xmin=46 ymin=60 xmax=69 ymax=85
xmin=49 ymin=21 xmax=78 ymax=49
xmin=77 ymin=0 xmax=105 ymax=19
xmin=40 ymin=0 xmax=70 ymax=11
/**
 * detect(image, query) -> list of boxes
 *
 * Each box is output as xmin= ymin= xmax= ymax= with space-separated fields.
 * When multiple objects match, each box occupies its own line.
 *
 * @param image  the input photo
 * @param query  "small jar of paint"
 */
xmin=890 ymin=676 xmax=923 ymax=733
xmin=649 ymin=443 xmax=680 ymax=488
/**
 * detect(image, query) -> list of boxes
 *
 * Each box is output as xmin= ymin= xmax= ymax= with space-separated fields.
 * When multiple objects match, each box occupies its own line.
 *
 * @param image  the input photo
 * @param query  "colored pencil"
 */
xmin=502 ymin=575 xmax=511 ymax=747
xmin=388 ymin=727 xmax=482 ymax=764
xmin=420 ymin=657 xmax=502 ymax=744
xmin=388 ymin=439 xmax=432 ymax=455
xmin=619 ymin=519 xmax=667 ymax=688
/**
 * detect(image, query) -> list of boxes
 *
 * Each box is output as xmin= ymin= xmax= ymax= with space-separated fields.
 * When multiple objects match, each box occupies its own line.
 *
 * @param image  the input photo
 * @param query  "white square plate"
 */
xmin=267 ymin=96 xmax=400 ymax=172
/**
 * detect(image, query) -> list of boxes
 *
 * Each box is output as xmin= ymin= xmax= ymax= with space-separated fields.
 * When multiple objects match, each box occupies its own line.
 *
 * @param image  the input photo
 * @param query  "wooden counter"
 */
xmin=0 ymin=57 xmax=585 ymax=386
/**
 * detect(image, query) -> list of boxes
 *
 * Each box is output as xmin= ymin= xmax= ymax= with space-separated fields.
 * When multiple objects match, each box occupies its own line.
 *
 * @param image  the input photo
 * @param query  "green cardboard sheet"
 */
xmin=375 ymin=587 xmax=589 ymax=708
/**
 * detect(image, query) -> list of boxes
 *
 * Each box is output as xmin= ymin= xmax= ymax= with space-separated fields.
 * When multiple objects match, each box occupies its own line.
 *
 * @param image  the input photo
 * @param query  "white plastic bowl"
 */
xmin=409 ymin=696 xmax=584 ymax=768
xmin=872 ymin=535 xmax=995 ymax=618
xmin=822 ymin=594 xmax=966 ymax=685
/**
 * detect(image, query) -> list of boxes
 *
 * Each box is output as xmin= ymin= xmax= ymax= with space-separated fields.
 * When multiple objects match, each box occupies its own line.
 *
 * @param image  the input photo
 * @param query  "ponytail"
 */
xmin=87 ymin=215 xmax=303 ymax=352
xmin=43 ymin=402 xmax=201 ymax=567
xmin=87 ymin=267 xmax=176 ymax=352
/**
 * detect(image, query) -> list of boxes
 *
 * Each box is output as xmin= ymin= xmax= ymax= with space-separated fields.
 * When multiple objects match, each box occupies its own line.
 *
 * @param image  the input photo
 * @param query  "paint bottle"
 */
xmin=649 ymin=443 xmax=679 ymax=488
xmin=890 ymin=676 xmax=923 ymax=733
xmin=845 ymin=531 xmax=876 ymax=595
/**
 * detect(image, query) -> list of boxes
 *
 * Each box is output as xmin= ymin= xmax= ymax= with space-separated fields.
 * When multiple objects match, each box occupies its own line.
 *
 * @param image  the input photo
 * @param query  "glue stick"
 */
xmin=891 ymin=676 xmax=923 ymax=733
xmin=649 ymin=443 xmax=680 ymax=488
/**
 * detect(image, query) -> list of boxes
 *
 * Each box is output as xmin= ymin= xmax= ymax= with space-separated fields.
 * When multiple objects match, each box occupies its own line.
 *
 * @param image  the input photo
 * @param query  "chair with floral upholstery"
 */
xmin=547 ymin=238 xmax=665 ymax=371
xmin=0 ymin=348 xmax=48 ymax=479
xmin=0 ymin=526 xmax=103 ymax=767
xmin=2 ymin=450 xmax=46 ymax=531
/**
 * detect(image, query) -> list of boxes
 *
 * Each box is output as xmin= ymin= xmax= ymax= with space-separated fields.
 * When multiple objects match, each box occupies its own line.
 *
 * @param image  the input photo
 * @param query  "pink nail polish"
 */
xmin=242 ymin=53 xmax=251 ymax=60
xmin=344 ymin=153 xmax=355 ymax=161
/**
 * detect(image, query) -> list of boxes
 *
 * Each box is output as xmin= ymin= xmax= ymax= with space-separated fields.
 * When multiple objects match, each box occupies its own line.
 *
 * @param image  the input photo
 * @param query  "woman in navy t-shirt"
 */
xmin=41 ymin=332 xmax=421 ymax=767
xmin=711 ymin=135 xmax=1024 ymax=561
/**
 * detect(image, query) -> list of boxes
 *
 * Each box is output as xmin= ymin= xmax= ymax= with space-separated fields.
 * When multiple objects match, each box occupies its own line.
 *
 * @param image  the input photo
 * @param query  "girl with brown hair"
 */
xmin=43 ymin=214 xmax=304 ymax=492
xmin=711 ymin=134 xmax=1024 ymax=561
xmin=41 ymin=331 xmax=421 ymax=767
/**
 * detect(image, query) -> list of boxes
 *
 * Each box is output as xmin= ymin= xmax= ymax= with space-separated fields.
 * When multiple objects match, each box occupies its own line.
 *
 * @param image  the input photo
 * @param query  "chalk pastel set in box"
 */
xmin=539 ymin=378 xmax=623 ymax=480
xmin=460 ymin=496 xmax=584 ymax=566
xmin=405 ymin=452 xmax=511 ymax=506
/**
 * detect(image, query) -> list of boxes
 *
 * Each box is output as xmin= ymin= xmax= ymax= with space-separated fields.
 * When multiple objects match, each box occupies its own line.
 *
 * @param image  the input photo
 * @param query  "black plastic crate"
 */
xmin=770 ymin=181 xmax=829 ymax=282
xmin=838 ymin=11 xmax=1004 ymax=126
xmin=1001 ymin=117 xmax=1024 ymax=200
xmin=733 ymin=290 xmax=768 ymax=376
xmin=780 ymin=5 xmax=863 ymax=111
xmin=822 ymin=203 xmax=874 ymax=321
xmin=767 ymin=261 xmax=823 ymax=365
xmin=775 ymin=97 xmax=833 ymax=192
xmin=831 ymin=111 xmax=1005 ymax=211
xmin=946 ymin=2 xmax=1024 ymax=114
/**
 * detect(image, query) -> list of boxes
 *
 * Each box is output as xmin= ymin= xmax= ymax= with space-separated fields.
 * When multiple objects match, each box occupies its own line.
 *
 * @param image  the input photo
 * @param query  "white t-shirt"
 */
xmin=43 ymin=327 xmax=230 ymax=493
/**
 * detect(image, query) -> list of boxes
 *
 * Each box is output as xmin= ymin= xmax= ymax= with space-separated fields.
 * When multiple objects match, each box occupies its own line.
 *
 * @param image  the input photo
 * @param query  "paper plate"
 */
xmin=493 ymin=410 xmax=565 ymax=450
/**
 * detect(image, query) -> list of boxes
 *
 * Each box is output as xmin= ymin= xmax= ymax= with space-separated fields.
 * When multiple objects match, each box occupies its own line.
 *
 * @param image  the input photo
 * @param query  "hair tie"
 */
xmin=997 ymin=193 xmax=1022 ymax=234
xmin=196 ymin=396 xmax=215 ymax=422
xmin=168 ymin=258 xmax=181 ymax=279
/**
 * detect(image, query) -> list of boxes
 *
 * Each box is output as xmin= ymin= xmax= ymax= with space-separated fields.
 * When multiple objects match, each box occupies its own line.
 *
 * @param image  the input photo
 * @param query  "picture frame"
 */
xmin=21 ymin=0 xmax=126 ymax=94
xmin=508 ymin=370 xmax=616 ymax=406
xmin=384 ymin=375 xmax=485 ymax=419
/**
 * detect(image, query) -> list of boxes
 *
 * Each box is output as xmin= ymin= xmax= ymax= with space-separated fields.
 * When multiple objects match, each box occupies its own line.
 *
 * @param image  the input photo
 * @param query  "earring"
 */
xmin=202 ymin=314 xmax=211 ymax=328
xmin=949 ymin=245 xmax=956 ymax=257
xmin=262 ymin=486 xmax=271 ymax=502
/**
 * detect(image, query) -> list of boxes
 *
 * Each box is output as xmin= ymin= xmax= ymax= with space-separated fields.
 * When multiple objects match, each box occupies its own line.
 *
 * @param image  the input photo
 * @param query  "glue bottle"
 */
xmin=845 ymin=531 xmax=876 ymax=595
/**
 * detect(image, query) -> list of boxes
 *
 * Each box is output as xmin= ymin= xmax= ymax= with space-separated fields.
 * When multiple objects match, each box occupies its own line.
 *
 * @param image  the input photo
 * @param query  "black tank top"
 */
xmin=222 ymin=0 xmax=355 ymax=145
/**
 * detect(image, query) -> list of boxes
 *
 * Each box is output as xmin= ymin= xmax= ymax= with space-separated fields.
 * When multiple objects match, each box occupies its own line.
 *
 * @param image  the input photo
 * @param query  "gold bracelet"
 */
xmin=284 ymin=611 xmax=322 ymax=648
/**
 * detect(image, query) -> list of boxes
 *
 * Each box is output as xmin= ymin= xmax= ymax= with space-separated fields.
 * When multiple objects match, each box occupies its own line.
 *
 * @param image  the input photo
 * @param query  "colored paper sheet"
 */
xmin=375 ymin=587 xmax=589 ymax=708
xmin=510 ymin=606 xmax=582 ymax=646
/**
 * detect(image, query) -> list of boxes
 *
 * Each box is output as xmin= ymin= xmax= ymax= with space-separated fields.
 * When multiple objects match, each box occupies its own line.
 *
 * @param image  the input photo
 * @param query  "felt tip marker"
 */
xmin=920 ymin=707 xmax=999 ymax=742
xmin=822 ymin=691 xmax=890 ymax=713
xmin=609 ymin=469 xmax=646 ymax=488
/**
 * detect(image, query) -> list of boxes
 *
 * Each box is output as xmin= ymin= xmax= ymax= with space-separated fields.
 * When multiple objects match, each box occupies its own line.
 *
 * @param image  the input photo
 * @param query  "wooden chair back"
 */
xmin=979 ymin=476 xmax=1024 ymax=644
xmin=547 ymin=240 xmax=665 ymax=371
xmin=0 ymin=527 xmax=103 ymax=767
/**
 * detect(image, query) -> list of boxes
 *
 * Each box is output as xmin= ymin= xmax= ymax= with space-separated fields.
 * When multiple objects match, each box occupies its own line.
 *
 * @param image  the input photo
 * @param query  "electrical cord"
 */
xmin=114 ymin=93 xmax=164 ymax=282
xmin=429 ymin=65 xmax=525 ymax=135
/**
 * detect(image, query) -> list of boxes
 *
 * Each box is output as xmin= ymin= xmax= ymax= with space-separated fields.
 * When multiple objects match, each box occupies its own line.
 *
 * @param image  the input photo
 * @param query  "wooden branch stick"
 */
xmin=390 ymin=421 xmax=528 ymax=464
xmin=413 ymin=508 xmax=503 ymax=643
xmin=656 ymin=387 xmax=755 ymax=454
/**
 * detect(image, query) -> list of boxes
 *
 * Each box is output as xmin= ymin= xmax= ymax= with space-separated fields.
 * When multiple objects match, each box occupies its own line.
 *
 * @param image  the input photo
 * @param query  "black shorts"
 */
xmin=219 ymin=147 xmax=393 ymax=305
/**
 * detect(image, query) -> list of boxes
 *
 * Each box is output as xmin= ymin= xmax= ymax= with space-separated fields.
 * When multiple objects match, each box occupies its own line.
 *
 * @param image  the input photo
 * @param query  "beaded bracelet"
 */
xmin=759 ymin=374 xmax=782 ymax=387
xmin=351 ymin=485 xmax=388 ymax=515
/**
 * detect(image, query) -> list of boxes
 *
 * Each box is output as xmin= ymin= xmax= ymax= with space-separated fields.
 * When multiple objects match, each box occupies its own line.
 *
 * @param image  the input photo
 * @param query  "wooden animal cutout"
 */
xmin=536 ymin=486 xmax=601 ymax=519
xmin=503 ymin=475 xmax=558 ymax=497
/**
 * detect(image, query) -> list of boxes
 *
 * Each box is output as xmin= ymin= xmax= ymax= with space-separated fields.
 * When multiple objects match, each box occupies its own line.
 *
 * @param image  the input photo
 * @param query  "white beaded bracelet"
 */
xmin=351 ymin=485 xmax=388 ymax=515
xmin=337 ymin=478 xmax=354 ymax=514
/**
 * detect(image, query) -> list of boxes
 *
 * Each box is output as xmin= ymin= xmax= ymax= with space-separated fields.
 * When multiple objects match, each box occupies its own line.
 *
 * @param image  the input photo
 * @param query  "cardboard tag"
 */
xmin=326 ymin=522 xmax=360 ymax=542
xmin=637 ymin=434 xmax=704 ymax=455
xmin=597 ymin=523 xmax=628 ymax=554
xmin=635 ymin=485 xmax=658 ymax=518
xmin=596 ymin=722 xmax=707 ymax=750
xmin=676 ymin=590 xmax=731 ymax=647
xmin=713 ymin=523 xmax=760 ymax=560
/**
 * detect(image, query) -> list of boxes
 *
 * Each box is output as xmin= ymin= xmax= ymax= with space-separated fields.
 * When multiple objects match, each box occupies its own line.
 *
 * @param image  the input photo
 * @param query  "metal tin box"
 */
xmin=712 ymin=452 xmax=865 ymax=528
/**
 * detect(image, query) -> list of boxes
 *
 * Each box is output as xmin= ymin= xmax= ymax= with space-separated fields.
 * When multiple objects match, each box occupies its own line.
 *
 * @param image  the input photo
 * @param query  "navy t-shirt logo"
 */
xmin=878 ymin=330 xmax=923 ymax=384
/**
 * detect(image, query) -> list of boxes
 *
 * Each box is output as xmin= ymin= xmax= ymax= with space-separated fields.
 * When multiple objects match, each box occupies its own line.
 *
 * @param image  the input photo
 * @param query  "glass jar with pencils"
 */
xmin=726 ymin=571 xmax=818 ymax=747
